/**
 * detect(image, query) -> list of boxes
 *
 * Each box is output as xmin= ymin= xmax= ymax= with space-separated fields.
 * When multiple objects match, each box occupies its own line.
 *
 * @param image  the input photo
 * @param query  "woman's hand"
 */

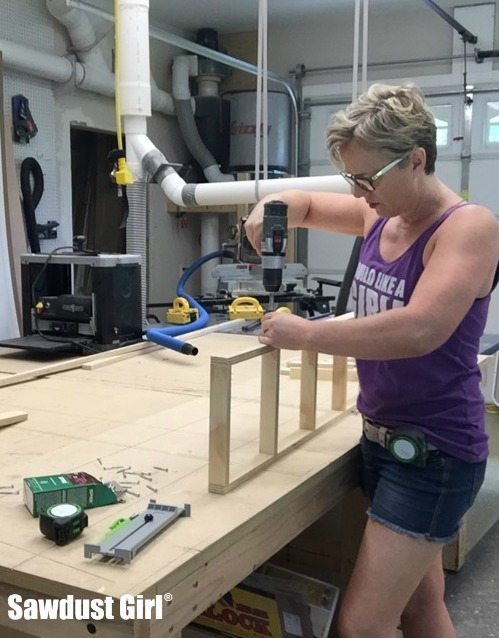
xmin=259 ymin=311 xmax=312 ymax=350
xmin=244 ymin=190 xmax=312 ymax=253
xmin=243 ymin=195 xmax=275 ymax=254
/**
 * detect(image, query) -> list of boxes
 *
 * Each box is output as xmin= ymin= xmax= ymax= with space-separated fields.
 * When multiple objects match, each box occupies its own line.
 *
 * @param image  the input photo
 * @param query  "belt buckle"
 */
xmin=363 ymin=417 xmax=390 ymax=449
xmin=377 ymin=425 xmax=389 ymax=448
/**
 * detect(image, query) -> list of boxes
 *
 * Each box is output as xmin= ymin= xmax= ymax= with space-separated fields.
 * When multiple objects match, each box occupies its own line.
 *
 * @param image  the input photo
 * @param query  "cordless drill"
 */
xmin=261 ymin=200 xmax=288 ymax=310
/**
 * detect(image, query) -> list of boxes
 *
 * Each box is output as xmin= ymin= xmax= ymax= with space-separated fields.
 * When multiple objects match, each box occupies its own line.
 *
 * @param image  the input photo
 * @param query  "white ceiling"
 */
xmin=93 ymin=0 xmax=463 ymax=35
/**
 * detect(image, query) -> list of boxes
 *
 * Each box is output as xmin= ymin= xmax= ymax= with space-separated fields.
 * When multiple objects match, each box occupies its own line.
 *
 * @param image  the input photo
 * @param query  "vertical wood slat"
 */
xmin=259 ymin=348 xmax=280 ymax=454
xmin=329 ymin=313 xmax=355 ymax=412
xmin=209 ymin=361 xmax=232 ymax=491
xmin=332 ymin=355 xmax=348 ymax=411
xmin=299 ymin=350 xmax=318 ymax=430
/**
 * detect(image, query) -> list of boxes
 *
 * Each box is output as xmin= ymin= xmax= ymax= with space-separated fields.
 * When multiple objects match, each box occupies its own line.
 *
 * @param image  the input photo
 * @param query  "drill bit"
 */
xmin=268 ymin=292 xmax=275 ymax=311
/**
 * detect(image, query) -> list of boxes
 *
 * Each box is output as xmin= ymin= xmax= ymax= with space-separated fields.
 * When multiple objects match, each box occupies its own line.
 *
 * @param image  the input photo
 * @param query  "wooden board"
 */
xmin=0 ymin=410 xmax=27 ymax=428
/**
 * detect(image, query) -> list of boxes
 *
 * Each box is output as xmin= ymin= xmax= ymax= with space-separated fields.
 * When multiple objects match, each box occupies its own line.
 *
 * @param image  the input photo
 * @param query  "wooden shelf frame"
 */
xmin=208 ymin=336 xmax=350 ymax=494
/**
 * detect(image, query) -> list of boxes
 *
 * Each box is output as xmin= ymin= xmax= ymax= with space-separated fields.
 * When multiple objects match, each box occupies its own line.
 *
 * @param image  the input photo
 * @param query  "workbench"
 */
xmin=0 ymin=334 xmax=362 ymax=638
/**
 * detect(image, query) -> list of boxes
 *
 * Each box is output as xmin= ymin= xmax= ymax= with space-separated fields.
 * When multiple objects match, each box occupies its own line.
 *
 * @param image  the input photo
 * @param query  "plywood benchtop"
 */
xmin=0 ymin=334 xmax=361 ymax=638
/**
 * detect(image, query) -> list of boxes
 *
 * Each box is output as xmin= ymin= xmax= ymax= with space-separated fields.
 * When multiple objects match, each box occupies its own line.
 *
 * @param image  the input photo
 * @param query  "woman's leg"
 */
xmin=400 ymin=552 xmax=456 ymax=638
xmin=337 ymin=518 xmax=446 ymax=638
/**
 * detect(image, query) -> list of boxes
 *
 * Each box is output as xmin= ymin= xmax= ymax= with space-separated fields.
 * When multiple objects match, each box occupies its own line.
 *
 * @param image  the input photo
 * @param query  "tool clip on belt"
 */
xmin=362 ymin=416 xmax=437 ymax=466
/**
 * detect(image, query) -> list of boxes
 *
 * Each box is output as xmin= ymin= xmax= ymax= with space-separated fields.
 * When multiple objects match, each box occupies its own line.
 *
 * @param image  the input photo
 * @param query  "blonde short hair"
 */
xmin=326 ymin=83 xmax=437 ymax=174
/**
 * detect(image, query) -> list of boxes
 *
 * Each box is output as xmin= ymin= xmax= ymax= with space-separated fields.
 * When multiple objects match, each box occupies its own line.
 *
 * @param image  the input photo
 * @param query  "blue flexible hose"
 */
xmin=146 ymin=250 xmax=229 ymax=355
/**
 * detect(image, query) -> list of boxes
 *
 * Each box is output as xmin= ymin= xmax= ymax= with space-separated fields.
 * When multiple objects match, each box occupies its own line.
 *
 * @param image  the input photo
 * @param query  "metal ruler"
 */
xmin=84 ymin=500 xmax=190 ymax=563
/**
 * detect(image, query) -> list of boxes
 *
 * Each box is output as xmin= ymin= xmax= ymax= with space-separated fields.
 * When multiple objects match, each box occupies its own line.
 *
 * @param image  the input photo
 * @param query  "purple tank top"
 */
xmin=353 ymin=202 xmax=490 ymax=462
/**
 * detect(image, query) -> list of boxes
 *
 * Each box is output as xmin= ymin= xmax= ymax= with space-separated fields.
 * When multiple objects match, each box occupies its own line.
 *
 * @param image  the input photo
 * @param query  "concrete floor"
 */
xmin=445 ymin=410 xmax=499 ymax=638
xmin=446 ymin=518 xmax=499 ymax=638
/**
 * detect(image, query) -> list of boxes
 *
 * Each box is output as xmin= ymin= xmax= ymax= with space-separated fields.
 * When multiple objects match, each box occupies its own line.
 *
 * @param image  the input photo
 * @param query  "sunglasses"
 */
xmin=340 ymin=151 xmax=412 ymax=192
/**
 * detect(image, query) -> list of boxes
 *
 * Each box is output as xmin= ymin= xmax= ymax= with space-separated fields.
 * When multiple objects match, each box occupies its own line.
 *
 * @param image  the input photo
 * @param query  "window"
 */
xmin=486 ymin=102 xmax=499 ymax=144
xmin=430 ymin=105 xmax=452 ymax=147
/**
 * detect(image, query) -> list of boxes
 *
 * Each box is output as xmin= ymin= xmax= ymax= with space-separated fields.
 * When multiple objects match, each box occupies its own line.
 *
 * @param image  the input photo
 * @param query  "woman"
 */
xmin=245 ymin=83 xmax=499 ymax=638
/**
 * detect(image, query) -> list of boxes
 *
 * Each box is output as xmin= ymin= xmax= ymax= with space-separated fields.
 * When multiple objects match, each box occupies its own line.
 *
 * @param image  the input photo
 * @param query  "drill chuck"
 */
xmin=261 ymin=200 xmax=288 ymax=293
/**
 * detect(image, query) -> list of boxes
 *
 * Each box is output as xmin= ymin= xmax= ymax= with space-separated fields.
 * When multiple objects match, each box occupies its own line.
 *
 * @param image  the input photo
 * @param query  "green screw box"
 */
xmin=23 ymin=472 xmax=122 ymax=517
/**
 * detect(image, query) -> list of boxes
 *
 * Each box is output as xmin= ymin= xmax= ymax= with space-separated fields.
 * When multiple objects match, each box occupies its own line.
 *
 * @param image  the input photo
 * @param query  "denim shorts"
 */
xmin=360 ymin=434 xmax=487 ymax=543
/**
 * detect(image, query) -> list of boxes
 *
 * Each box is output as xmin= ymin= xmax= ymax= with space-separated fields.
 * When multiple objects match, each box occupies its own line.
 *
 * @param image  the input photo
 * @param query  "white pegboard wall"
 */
xmin=0 ymin=0 xmax=56 ymax=52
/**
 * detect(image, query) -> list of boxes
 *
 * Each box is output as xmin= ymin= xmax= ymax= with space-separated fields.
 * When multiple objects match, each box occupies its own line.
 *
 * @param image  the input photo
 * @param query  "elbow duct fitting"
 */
xmin=46 ymin=0 xmax=111 ymax=70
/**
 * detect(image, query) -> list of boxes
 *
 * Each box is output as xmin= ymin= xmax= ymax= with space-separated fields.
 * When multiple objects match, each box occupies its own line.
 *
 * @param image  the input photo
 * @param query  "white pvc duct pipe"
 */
xmin=118 ymin=0 xmax=151 ymax=118
xmin=0 ymin=36 xmax=175 ymax=115
xmin=164 ymin=172 xmax=351 ymax=206
xmin=127 ymin=133 xmax=351 ymax=207
xmin=134 ymin=134 xmax=351 ymax=205
xmin=150 ymin=77 xmax=175 ymax=115
xmin=0 ymin=37 xmax=75 ymax=84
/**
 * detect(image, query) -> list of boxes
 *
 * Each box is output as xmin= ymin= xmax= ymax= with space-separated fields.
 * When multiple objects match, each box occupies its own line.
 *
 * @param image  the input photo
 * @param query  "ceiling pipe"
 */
xmin=0 ymin=36 xmax=114 ymax=96
xmin=294 ymin=54 xmax=474 ymax=76
xmin=0 ymin=37 xmax=75 ymax=84
xmin=475 ymin=49 xmax=499 ymax=63
xmin=420 ymin=0 xmax=478 ymax=44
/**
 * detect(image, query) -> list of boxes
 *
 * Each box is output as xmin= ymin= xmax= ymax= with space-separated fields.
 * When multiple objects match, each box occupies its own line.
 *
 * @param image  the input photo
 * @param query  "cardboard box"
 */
xmin=260 ymin=565 xmax=339 ymax=638
xmin=194 ymin=564 xmax=338 ymax=638
xmin=23 ymin=472 xmax=122 ymax=517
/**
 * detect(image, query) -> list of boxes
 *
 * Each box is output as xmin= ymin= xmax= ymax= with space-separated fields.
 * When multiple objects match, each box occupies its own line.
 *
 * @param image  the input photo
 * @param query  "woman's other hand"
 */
xmin=259 ymin=311 xmax=312 ymax=350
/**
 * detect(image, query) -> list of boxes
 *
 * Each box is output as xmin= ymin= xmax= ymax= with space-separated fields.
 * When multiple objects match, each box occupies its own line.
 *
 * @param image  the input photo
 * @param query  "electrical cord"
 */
xmin=20 ymin=157 xmax=44 ymax=253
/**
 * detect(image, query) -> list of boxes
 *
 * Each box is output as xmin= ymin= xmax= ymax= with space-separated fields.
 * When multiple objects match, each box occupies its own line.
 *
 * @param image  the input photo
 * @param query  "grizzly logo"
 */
xmin=231 ymin=121 xmax=272 ymax=137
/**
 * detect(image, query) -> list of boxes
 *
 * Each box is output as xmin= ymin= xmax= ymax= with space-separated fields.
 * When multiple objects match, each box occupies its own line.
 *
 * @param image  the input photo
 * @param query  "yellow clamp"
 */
xmin=228 ymin=296 xmax=264 ymax=320
xmin=276 ymin=306 xmax=292 ymax=314
xmin=167 ymin=297 xmax=199 ymax=325
xmin=114 ymin=157 xmax=135 ymax=186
